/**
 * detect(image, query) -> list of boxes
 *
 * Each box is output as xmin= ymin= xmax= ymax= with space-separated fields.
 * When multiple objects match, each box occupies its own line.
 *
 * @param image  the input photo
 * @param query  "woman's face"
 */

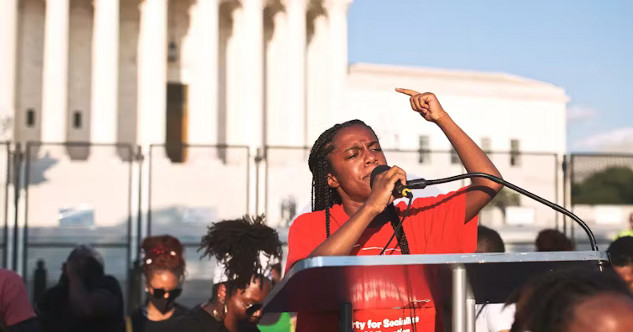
xmin=326 ymin=125 xmax=387 ymax=203
xmin=227 ymin=277 xmax=272 ymax=324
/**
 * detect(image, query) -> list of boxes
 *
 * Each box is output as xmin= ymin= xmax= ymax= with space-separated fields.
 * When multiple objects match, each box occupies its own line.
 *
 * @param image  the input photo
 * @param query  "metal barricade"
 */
xmin=147 ymin=144 xmax=250 ymax=306
xmin=0 ymin=142 xmax=10 ymax=268
xmin=569 ymin=153 xmax=633 ymax=247
xmin=21 ymin=142 xmax=135 ymax=308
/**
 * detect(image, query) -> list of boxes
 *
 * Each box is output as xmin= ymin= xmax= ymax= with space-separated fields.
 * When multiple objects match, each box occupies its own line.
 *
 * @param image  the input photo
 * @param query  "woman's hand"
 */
xmin=397 ymin=88 xmax=503 ymax=222
xmin=396 ymin=88 xmax=448 ymax=123
xmin=364 ymin=166 xmax=407 ymax=214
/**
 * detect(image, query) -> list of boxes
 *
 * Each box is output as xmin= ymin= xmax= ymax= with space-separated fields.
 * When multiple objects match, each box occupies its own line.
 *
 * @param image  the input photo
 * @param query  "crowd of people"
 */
xmin=1 ymin=215 xmax=285 ymax=332
xmin=3 ymin=225 xmax=632 ymax=332
xmin=475 ymin=225 xmax=633 ymax=332
xmin=1 ymin=90 xmax=633 ymax=331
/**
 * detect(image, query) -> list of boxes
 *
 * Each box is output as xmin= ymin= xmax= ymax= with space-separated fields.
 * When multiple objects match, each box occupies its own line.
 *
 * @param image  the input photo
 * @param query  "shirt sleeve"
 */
xmin=0 ymin=270 xmax=36 ymax=326
xmin=284 ymin=213 xmax=324 ymax=274
xmin=403 ymin=186 xmax=479 ymax=254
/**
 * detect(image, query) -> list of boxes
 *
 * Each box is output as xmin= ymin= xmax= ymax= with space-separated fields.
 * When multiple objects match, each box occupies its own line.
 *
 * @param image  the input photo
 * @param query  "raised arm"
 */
xmin=396 ymin=89 xmax=503 ymax=222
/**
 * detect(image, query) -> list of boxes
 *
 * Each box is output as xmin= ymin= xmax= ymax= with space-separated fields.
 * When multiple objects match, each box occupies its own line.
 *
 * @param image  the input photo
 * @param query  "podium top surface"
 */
xmin=264 ymin=251 xmax=609 ymax=313
xmin=287 ymin=251 xmax=608 ymax=272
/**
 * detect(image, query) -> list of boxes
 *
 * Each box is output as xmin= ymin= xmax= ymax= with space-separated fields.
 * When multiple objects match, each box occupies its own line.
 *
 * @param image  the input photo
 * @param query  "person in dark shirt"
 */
xmin=183 ymin=283 xmax=230 ymax=332
xmin=182 ymin=215 xmax=282 ymax=332
xmin=127 ymin=235 xmax=189 ymax=332
xmin=37 ymin=245 xmax=124 ymax=332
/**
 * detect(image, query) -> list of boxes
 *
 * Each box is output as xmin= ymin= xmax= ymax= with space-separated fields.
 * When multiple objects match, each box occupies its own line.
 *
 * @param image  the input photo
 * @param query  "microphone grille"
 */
xmin=370 ymin=165 xmax=391 ymax=189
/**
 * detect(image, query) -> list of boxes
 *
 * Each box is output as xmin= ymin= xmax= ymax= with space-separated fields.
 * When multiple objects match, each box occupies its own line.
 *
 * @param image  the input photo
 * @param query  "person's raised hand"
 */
xmin=395 ymin=88 xmax=448 ymax=122
xmin=364 ymin=166 xmax=407 ymax=214
xmin=63 ymin=260 xmax=80 ymax=283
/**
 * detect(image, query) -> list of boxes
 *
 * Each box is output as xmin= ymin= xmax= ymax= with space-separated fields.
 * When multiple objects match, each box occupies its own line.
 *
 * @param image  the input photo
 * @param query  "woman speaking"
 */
xmin=285 ymin=89 xmax=503 ymax=332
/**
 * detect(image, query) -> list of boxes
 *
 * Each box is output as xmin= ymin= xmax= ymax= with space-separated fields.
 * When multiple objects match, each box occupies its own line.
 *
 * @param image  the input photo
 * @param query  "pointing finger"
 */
xmin=395 ymin=88 xmax=420 ymax=97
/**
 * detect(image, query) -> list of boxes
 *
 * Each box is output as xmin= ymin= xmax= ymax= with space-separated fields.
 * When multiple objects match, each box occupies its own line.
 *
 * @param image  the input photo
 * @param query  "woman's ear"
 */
xmin=327 ymin=173 xmax=339 ymax=189
xmin=217 ymin=284 xmax=227 ymax=304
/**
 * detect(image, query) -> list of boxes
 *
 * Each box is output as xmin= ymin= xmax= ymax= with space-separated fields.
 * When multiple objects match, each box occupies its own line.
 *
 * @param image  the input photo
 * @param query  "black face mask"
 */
xmin=147 ymin=288 xmax=182 ymax=314
xmin=148 ymin=296 xmax=176 ymax=314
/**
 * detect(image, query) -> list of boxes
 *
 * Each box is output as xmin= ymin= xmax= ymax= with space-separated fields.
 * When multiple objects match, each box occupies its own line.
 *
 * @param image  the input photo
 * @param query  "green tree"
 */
xmin=572 ymin=166 xmax=633 ymax=205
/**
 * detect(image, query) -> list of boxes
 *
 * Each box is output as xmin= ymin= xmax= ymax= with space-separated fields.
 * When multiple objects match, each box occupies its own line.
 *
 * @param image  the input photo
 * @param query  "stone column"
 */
xmin=137 ymin=0 xmax=167 ymax=146
xmin=326 ymin=0 xmax=351 ymax=123
xmin=305 ymin=4 xmax=329 ymax=144
xmin=0 ymin=0 xmax=17 ymax=140
xmin=263 ymin=4 xmax=285 ymax=146
xmin=90 ymin=0 xmax=119 ymax=144
xmin=227 ymin=0 xmax=263 ymax=148
xmin=41 ymin=0 xmax=70 ymax=142
xmin=188 ymin=0 xmax=219 ymax=145
xmin=284 ymin=0 xmax=307 ymax=146
xmin=231 ymin=0 xmax=264 ymax=214
xmin=137 ymin=0 xmax=168 ymax=253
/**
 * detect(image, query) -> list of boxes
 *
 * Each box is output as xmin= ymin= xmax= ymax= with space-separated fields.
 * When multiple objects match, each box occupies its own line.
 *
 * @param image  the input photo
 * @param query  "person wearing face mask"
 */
xmin=183 ymin=215 xmax=282 ymax=332
xmin=126 ymin=235 xmax=189 ymax=332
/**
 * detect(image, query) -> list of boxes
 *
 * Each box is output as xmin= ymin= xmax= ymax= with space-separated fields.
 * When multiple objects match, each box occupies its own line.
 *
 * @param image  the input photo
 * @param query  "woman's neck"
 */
xmin=341 ymin=198 xmax=365 ymax=217
xmin=146 ymin=302 xmax=175 ymax=321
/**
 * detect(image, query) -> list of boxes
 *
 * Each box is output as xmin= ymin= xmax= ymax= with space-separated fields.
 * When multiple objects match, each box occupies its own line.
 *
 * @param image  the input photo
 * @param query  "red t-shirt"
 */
xmin=285 ymin=187 xmax=478 ymax=332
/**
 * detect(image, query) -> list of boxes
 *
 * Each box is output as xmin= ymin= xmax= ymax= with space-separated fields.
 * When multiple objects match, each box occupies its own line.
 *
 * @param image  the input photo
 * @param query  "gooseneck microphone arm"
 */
xmin=407 ymin=172 xmax=599 ymax=252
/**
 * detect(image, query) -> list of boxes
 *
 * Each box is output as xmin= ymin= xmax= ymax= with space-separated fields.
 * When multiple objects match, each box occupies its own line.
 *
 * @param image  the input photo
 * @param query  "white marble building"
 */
xmin=0 ymin=0 xmax=352 ymax=233
xmin=1 ymin=0 xmax=351 ymax=149
xmin=0 ymin=0 xmax=569 ymax=233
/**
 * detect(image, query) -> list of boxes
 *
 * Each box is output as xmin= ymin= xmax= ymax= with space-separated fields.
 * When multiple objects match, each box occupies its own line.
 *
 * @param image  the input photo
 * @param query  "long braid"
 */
xmin=309 ymin=120 xmax=411 ymax=253
xmin=309 ymin=123 xmax=345 ymax=238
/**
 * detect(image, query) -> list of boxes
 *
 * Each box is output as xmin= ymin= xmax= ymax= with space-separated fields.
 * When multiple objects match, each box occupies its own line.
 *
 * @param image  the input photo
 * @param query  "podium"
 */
xmin=263 ymin=251 xmax=609 ymax=332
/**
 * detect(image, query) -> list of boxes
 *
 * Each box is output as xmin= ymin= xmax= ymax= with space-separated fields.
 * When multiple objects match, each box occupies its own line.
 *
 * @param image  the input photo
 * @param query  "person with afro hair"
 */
xmin=183 ymin=215 xmax=282 ymax=332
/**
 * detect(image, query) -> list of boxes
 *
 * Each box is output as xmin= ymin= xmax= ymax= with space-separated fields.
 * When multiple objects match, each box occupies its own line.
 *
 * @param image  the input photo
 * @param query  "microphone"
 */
xmin=370 ymin=165 xmax=413 ymax=199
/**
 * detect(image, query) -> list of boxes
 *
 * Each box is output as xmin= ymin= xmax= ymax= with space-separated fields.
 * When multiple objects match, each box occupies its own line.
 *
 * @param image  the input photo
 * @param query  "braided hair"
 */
xmin=510 ymin=269 xmax=633 ymax=332
xmin=141 ymin=235 xmax=186 ymax=280
xmin=199 ymin=215 xmax=282 ymax=296
xmin=308 ymin=119 xmax=410 ymax=254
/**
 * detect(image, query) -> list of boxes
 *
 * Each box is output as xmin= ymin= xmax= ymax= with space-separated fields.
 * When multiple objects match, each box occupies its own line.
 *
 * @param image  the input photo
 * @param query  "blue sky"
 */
xmin=347 ymin=0 xmax=633 ymax=152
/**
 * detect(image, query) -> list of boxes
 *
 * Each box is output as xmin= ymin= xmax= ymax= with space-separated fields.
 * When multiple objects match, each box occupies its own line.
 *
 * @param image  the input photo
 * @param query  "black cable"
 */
xmin=407 ymin=172 xmax=599 ymax=251
xmin=380 ymin=196 xmax=414 ymax=255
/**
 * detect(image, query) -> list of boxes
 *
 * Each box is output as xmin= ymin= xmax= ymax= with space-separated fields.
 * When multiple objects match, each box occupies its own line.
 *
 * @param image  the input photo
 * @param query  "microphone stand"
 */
xmin=407 ymin=172 xmax=599 ymax=252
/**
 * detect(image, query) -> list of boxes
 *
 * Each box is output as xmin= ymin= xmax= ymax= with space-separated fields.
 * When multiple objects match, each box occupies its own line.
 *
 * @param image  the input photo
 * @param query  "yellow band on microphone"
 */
xmin=401 ymin=188 xmax=412 ymax=197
